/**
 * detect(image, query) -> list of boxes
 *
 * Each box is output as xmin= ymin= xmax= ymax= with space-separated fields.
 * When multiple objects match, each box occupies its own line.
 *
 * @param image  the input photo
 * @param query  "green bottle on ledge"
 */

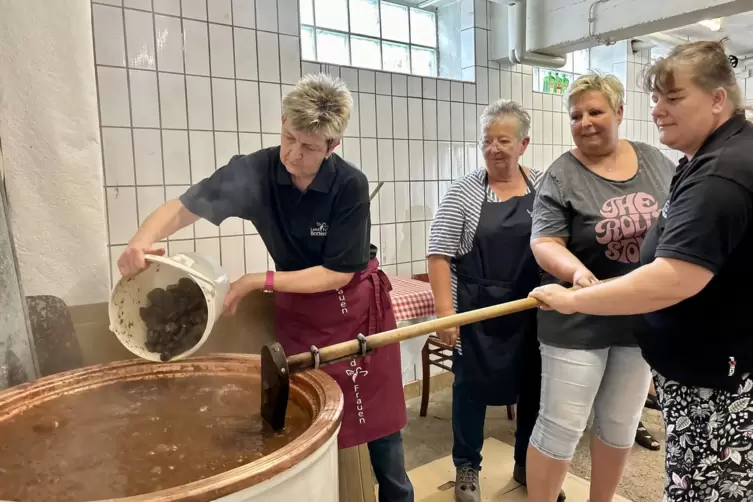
xmin=553 ymin=72 xmax=562 ymax=94
xmin=543 ymin=71 xmax=554 ymax=93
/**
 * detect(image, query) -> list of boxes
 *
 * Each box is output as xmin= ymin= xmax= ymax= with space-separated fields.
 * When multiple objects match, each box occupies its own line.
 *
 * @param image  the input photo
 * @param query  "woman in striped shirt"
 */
xmin=427 ymin=100 xmax=563 ymax=502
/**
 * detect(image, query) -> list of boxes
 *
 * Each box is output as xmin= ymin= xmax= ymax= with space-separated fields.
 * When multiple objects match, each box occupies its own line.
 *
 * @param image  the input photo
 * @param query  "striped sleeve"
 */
xmin=528 ymin=168 xmax=544 ymax=190
xmin=428 ymin=181 xmax=467 ymax=258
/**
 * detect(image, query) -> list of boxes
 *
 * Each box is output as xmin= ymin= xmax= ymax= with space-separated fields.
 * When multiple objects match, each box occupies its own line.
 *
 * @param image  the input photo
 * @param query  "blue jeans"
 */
xmin=452 ymin=330 xmax=542 ymax=470
xmin=368 ymin=431 xmax=414 ymax=502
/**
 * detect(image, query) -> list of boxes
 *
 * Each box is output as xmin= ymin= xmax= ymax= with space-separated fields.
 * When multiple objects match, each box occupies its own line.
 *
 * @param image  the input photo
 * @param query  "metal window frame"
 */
xmin=380 ymin=1 xmax=411 ymax=45
xmin=312 ymin=27 xmax=353 ymax=66
xmin=409 ymin=45 xmax=438 ymax=77
xmin=351 ymin=33 xmax=386 ymax=70
xmin=533 ymin=48 xmax=591 ymax=93
xmin=346 ymin=0 xmax=352 ymax=65
xmin=301 ymin=26 xmax=318 ymax=62
xmin=303 ymin=0 xmax=439 ymax=77
xmin=405 ymin=3 xmax=413 ymax=72
xmin=408 ymin=6 xmax=437 ymax=49
xmin=382 ymin=39 xmax=412 ymax=74
xmin=378 ymin=0 xmax=385 ymax=70
xmin=310 ymin=0 xmax=319 ymax=61
xmin=302 ymin=25 xmax=437 ymax=70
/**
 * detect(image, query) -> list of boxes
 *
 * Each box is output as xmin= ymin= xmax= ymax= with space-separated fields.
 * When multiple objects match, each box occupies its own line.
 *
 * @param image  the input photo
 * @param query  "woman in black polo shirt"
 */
xmin=529 ymin=40 xmax=753 ymax=502
xmin=118 ymin=73 xmax=414 ymax=502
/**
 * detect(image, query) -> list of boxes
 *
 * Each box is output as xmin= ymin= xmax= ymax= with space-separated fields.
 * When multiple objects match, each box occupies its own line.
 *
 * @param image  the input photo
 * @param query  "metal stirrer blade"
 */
xmin=260 ymin=342 xmax=289 ymax=431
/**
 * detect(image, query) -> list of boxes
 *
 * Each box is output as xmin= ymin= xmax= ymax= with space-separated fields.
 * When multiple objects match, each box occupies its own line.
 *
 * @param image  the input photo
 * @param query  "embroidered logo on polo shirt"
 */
xmin=310 ymin=222 xmax=328 ymax=237
xmin=661 ymin=199 xmax=670 ymax=219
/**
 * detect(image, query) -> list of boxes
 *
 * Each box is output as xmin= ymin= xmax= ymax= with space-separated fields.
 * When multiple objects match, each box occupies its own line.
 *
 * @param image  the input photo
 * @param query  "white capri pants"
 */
xmin=529 ymin=343 xmax=652 ymax=461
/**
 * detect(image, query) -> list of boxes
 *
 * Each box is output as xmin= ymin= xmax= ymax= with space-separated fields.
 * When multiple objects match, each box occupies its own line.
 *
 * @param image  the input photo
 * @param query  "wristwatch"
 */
xmin=262 ymin=271 xmax=275 ymax=293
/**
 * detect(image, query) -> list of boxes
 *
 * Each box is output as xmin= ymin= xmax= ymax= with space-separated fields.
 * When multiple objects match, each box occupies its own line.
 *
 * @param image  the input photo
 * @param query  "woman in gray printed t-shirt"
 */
xmin=525 ymin=74 xmax=674 ymax=502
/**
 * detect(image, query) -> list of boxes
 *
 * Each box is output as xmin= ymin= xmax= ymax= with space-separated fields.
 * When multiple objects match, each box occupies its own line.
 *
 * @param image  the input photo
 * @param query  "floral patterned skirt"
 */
xmin=654 ymin=372 xmax=753 ymax=502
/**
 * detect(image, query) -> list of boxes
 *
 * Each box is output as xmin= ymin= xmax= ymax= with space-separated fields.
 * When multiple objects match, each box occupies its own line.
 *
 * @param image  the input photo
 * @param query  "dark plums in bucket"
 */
xmin=140 ymin=277 xmax=208 ymax=361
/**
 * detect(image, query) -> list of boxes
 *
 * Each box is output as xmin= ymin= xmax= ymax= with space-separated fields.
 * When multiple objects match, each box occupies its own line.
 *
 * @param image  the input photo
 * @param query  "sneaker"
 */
xmin=514 ymin=463 xmax=567 ymax=501
xmin=455 ymin=466 xmax=480 ymax=502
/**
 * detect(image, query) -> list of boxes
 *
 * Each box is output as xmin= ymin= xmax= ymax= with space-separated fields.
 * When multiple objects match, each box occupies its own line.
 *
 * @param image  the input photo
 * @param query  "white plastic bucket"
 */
xmin=109 ymin=253 xmax=231 ymax=362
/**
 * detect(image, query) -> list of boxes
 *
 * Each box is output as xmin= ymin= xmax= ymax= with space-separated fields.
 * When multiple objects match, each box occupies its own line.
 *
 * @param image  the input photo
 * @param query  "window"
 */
xmin=533 ymin=49 xmax=590 ymax=95
xmin=650 ymin=46 xmax=670 ymax=63
xmin=300 ymin=0 xmax=439 ymax=77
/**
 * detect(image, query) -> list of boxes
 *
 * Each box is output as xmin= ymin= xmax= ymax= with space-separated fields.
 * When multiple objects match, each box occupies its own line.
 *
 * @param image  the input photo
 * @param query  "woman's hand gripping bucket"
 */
xmin=109 ymin=253 xmax=231 ymax=362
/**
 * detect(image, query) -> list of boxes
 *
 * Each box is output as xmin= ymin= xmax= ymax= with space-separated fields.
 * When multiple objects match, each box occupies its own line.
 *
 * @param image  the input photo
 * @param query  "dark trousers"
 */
xmin=368 ymin=431 xmax=415 ymax=502
xmin=452 ymin=330 xmax=542 ymax=470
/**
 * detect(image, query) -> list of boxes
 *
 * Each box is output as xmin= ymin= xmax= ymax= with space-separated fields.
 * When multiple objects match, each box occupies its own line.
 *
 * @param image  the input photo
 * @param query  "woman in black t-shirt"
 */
xmin=530 ymin=40 xmax=753 ymax=502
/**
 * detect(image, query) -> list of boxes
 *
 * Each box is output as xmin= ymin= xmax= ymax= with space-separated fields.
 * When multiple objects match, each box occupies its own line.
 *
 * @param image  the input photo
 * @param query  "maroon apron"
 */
xmin=274 ymin=259 xmax=408 ymax=449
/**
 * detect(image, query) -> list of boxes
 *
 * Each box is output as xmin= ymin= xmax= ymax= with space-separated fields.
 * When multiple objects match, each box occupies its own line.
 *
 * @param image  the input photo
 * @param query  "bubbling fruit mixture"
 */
xmin=0 ymin=375 xmax=312 ymax=502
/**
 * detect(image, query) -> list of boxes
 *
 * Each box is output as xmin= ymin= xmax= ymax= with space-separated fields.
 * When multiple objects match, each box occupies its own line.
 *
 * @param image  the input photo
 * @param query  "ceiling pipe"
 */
xmin=507 ymin=0 xmax=567 ymax=69
xmin=417 ymin=0 xmax=454 ymax=8
xmin=631 ymin=32 xmax=688 ymax=55
xmin=630 ymin=39 xmax=656 ymax=53
xmin=635 ymin=32 xmax=688 ymax=50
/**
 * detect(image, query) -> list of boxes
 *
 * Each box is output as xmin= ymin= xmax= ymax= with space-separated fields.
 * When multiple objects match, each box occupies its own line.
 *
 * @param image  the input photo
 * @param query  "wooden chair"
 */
xmin=419 ymin=335 xmax=453 ymax=417
xmin=419 ymin=336 xmax=515 ymax=420
xmin=411 ymin=274 xmax=515 ymax=421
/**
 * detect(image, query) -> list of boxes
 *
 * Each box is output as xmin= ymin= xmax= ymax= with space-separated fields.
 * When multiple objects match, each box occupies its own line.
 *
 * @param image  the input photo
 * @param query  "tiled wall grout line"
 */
xmin=229 ymin=0 xmax=247 ymax=275
xmin=388 ymin=71 xmax=397 ymax=271
xmin=252 ymin=0 xmax=271 ymax=271
xmin=204 ymin=0 xmax=223 ymax=267
xmin=90 ymin=1 xmax=116 ymax=288
xmin=178 ymin=0 xmax=197 ymax=254
xmin=355 ymin=68 xmax=377 ymax=265
xmin=413 ymin=81 xmax=424 ymax=269
xmin=250 ymin=0 xmax=282 ymax=270
xmin=96 ymin=60 xmax=484 ymax=101
xmin=120 ymin=1 xmax=141 ymax=236
xmin=151 ymin=0 xmax=169 ymax=246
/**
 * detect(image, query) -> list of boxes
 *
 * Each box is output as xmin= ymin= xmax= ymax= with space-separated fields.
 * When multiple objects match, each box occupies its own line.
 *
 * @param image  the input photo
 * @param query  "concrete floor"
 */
xmin=402 ymin=386 xmax=666 ymax=502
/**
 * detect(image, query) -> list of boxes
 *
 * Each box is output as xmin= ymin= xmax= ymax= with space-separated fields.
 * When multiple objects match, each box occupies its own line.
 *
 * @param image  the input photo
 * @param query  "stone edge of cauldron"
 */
xmin=0 ymin=353 xmax=344 ymax=502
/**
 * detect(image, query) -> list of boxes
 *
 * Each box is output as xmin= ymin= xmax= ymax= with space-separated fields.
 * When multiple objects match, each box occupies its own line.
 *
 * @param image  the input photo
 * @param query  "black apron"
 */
xmin=453 ymin=168 xmax=540 ymax=406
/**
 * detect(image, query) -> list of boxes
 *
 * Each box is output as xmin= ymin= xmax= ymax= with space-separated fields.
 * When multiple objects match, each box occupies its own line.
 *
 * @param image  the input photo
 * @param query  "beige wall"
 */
xmin=0 ymin=0 xmax=110 ymax=307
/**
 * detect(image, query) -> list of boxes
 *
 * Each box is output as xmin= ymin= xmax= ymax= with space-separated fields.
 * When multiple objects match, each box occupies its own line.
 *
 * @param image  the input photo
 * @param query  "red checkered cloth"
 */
xmin=387 ymin=274 xmax=436 ymax=322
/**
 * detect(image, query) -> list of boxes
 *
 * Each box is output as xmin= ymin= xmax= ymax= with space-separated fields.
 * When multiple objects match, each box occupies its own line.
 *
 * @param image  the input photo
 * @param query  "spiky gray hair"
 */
xmin=282 ymin=73 xmax=353 ymax=145
xmin=479 ymin=99 xmax=531 ymax=140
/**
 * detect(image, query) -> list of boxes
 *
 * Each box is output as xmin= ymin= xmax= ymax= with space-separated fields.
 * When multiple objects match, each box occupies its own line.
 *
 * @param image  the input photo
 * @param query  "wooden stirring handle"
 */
xmin=286 ymin=294 xmax=544 ymax=372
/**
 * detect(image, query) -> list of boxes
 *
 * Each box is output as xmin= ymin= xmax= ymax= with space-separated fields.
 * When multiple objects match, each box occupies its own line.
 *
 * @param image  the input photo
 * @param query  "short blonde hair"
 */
xmin=643 ymin=39 xmax=746 ymax=113
xmin=479 ymin=99 xmax=531 ymax=139
xmin=566 ymin=73 xmax=624 ymax=113
xmin=282 ymin=73 xmax=353 ymax=145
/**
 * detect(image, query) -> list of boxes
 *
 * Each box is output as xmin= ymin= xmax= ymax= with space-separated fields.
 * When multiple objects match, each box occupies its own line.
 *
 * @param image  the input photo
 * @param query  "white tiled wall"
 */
xmin=94 ymin=0 xmax=297 ymax=285
xmin=95 ymin=0 xmax=680 ymax=288
xmin=92 ymin=0 xmax=692 ymax=386
xmin=302 ymin=61 xmax=484 ymax=279
xmin=615 ymin=47 xmax=684 ymax=164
